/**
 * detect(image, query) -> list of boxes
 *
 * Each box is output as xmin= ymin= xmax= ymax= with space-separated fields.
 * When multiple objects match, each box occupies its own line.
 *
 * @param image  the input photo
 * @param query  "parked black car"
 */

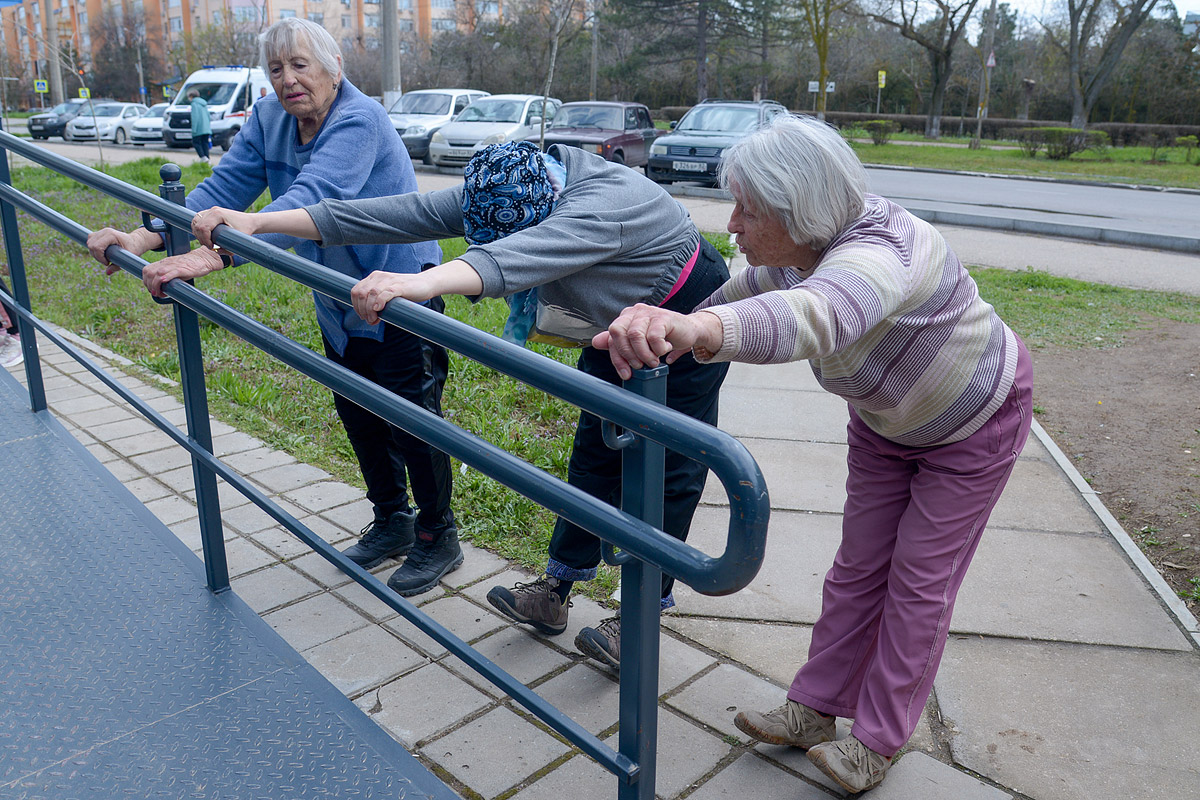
xmin=27 ymin=98 xmax=112 ymax=140
xmin=646 ymin=100 xmax=787 ymax=186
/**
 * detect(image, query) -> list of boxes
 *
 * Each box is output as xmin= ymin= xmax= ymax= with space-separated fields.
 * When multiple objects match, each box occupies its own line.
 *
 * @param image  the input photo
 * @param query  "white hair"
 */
xmin=259 ymin=18 xmax=343 ymax=82
xmin=719 ymin=114 xmax=867 ymax=250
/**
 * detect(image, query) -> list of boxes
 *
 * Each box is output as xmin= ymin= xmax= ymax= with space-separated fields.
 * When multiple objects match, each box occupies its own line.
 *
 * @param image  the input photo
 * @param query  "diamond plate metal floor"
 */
xmin=0 ymin=369 xmax=459 ymax=799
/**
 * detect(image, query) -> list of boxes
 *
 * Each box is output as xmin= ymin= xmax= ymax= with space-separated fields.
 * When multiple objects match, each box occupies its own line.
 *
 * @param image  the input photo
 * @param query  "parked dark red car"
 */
xmin=528 ymin=101 xmax=660 ymax=168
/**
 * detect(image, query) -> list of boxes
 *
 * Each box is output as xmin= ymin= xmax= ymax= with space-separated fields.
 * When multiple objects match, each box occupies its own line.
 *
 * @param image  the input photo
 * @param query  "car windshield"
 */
xmin=457 ymin=99 xmax=524 ymax=123
xmin=393 ymin=93 xmax=451 ymax=115
xmin=549 ymin=106 xmax=621 ymax=130
xmin=47 ymin=102 xmax=75 ymax=115
xmin=90 ymin=104 xmax=125 ymax=118
xmin=176 ymin=82 xmax=238 ymax=106
xmin=143 ymin=105 xmax=167 ymax=119
xmin=677 ymin=106 xmax=761 ymax=133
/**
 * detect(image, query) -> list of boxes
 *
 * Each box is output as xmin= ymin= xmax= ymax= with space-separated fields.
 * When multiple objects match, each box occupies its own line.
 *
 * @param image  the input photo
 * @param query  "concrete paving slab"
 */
xmin=211 ymin=430 xmax=263 ymax=457
xmin=70 ymin=405 xmax=134 ymax=428
xmin=303 ymin=625 xmax=428 ymax=697
xmin=167 ymin=516 xmax=237 ymax=551
xmin=250 ymin=526 xmax=314 ymax=560
xmin=937 ymin=638 xmax=1200 ymax=800
xmin=144 ymin=494 xmax=197 ymax=526
xmin=319 ymin=496 xmax=374 ymax=533
xmin=666 ymin=663 xmax=782 ymax=742
xmin=264 ymin=591 xmax=369 ymax=652
xmin=703 ymin=438 xmax=848 ymax=513
xmin=51 ymin=392 xmax=116 ymax=415
xmin=423 ymin=705 xmax=570 ymax=799
xmin=123 ymin=476 xmax=172 ymax=503
xmin=675 ymin=507 xmax=842 ymax=623
xmin=384 ymin=594 xmax=509 ymax=660
xmin=953 ymin=528 xmax=1192 ymax=650
xmin=533 ymin=664 xmax=620 ymax=735
xmin=221 ymin=499 xmax=288 ymax=535
xmin=107 ymin=429 xmax=178 ymax=457
xmin=85 ymin=442 xmax=119 ymax=463
xmin=129 ymin=443 xmax=193 ymax=473
xmin=333 ymin=578 xmax=403 ymax=623
xmin=88 ymin=416 xmax=158 ymax=441
xmin=251 ymin=461 xmax=332 ymax=492
xmin=635 ymin=709 xmax=734 ymax=799
xmin=508 ymin=752 xmax=612 ymax=800
xmin=156 ymin=464 xmax=199 ymax=493
xmin=986 ymin=456 xmax=1100 ymax=533
xmin=100 ymin=457 xmax=146 ymax=483
xmin=445 ymin=626 xmax=573 ymax=697
xmin=685 ymin=752 xmax=832 ymax=800
xmin=870 ymin=752 xmax=1013 ymax=799
xmin=226 ymin=536 xmax=284 ymax=578
xmin=290 ymin=550 xmax=363 ymax=589
xmin=663 ymin=617 xmax=813 ymax=688
xmin=221 ymin=446 xmax=296 ymax=475
xmin=446 ymin=541 xmax=511 ymax=588
xmin=297 ymin=513 xmax=356 ymax=545
xmin=724 ymin=360 xmax=823 ymax=392
xmin=229 ymin=563 xmax=322 ymax=614
xmin=718 ymin=385 xmax=849 ymax=443
xmin=358 ymin=661 xmax=493 ymax=748
xmin=283 ymin=480 xmax=365 ymax=513
xmin=657 ymin=627 xmax=722 ymax=693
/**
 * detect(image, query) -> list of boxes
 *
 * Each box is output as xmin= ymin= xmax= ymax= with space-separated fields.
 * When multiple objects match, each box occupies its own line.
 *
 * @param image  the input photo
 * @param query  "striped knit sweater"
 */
xmin=696 ymin=195 xmax=1017 ymax=447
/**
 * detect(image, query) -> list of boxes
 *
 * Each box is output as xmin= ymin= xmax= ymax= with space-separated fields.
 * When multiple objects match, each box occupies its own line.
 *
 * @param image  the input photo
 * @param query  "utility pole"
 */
xmin=589 ymin=0 xmax=600 ymax=100
xmin=44 ymin=3 xmax=65 ymax=104
xmin=381 ymin=0 xmax=402 ymax=109
xmin=973 ymin=0 xmax=998 ymax=145
xmin=136 ymin=48 xmax=147 ymax=103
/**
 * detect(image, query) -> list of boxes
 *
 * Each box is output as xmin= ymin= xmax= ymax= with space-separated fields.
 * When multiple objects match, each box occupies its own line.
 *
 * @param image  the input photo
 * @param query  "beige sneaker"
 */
xmin=734 ymin=699 xmax=835 ymax=749
xmin=807 ymin=735 xmax=892 ymax=793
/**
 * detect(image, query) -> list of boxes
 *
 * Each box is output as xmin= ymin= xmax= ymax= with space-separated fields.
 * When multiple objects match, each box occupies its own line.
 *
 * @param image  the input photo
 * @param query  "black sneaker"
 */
xmin=341 ymin=510 xmax=416 ymax=569
xmin=386 ymin=526 xmax=464 ymax=597
xmin=574 ymin=615 xmax=621 ymax=669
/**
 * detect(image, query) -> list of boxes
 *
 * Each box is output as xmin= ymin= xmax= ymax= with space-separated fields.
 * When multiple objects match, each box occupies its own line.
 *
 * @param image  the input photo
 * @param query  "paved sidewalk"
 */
xmin=6 ymin=276 xmax=1198 ymax=800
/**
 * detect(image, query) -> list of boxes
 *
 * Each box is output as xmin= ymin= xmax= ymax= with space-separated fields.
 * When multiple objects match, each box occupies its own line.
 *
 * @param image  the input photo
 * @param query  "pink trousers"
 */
xmin=789 ymin=339 xmax=1033 ymax=757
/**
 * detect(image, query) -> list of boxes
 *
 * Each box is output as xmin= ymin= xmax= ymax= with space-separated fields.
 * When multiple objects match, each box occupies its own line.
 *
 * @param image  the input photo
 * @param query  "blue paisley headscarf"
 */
xmin=462 ymin=141 xmax=566 ymax=346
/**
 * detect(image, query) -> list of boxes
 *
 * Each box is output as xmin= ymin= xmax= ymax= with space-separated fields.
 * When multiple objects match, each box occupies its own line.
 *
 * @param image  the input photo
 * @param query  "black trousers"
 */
xmin=546 ymin=238 xmax=731 ymax=600
xmin=191 ymin=134 xmax=211 ymax=159
xmin=323 ymin=301 xmax=455 ymax=533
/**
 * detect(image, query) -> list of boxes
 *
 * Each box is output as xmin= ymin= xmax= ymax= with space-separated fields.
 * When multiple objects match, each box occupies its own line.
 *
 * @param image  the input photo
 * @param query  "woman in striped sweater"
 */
xmin=595 ymin=114 xmax=1033 ymax=794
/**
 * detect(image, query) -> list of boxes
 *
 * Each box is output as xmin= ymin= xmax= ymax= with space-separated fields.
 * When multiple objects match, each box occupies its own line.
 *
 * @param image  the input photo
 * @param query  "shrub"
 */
xmin=1014 ymin=127 xmax=1044 ymax=158
xmin=1174 ymin=135 xmax=1197 ymax=165
xmin=1142 ymin=127 xmax=1176 ymax=163
xmin=862 ymin=119 xmax=898 ymax=145
xmin=1037 ymin=127 xmax=1109 ymax=160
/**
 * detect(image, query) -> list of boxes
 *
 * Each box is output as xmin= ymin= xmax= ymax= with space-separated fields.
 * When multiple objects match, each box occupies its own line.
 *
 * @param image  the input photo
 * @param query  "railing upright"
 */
xmin=155 ymin=163 xmax=229 ymax=593
xmin=610 ymin=364 xmax=668 ymax=799
xmin=0 ymin=119 xmax=46 ymax=411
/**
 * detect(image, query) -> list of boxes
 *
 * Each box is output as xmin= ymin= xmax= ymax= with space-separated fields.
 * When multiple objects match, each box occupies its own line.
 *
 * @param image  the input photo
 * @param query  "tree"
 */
xmin=797 ymin=0 xmax=857 ymax=118
xmin=1039 ymin=0 xmax=1161 ymax=128
xmin=862 ymin=0 xmax=983 ymax=137
xmin=90 ymin=8 xmax=162 ymax=100
xmin=607 ymin=0 xmax=732 ymax=101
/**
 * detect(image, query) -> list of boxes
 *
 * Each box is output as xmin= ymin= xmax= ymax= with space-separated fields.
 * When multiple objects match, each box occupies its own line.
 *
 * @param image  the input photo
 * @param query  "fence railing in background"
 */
xmin=0 ymin=126 xmax=770 ymax=800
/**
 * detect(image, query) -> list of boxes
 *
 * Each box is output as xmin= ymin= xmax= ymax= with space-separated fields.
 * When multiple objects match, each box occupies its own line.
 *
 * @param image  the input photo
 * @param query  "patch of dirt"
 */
xmin=1030 ymin=318 xmax=1200 ymax=615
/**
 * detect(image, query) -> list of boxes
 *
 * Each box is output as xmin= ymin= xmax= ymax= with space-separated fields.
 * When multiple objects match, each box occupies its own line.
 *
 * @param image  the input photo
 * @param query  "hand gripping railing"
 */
xmin=0 ymin=129 xmax=770 ymax=800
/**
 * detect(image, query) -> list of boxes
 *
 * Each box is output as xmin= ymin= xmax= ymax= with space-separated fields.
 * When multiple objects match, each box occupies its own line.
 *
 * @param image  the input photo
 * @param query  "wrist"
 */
xmin=693 ymin=310 xmax=725 ymax=355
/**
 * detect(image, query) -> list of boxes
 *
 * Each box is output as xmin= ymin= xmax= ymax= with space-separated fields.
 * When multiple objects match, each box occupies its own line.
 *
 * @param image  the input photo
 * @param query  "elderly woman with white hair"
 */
xmin=596 ymin=115 xmax=1033 ymax=793
xmin=87 ymin=18 xmax=459 ymax=597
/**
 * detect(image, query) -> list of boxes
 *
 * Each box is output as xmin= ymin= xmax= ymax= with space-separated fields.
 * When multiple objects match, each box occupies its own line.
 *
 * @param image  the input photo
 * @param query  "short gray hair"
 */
xmin=259 ymin=18 xmax=343 ymax=82
xmin=719 ymin=114 xmax=867 ymax=250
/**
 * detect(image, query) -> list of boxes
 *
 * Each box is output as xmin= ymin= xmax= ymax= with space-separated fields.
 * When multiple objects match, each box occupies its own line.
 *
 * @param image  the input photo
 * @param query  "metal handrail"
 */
xmin=0 ymin=128 xmax=770 ymax=596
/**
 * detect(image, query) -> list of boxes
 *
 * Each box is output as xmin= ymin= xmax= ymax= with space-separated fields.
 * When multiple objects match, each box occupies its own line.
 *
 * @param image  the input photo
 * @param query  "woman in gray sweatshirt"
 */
xmin=192 ymin=142 xmax=730 ymax=667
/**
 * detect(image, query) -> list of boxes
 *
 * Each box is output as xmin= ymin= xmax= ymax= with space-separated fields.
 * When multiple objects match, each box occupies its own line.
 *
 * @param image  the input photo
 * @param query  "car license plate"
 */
xmin=30 ymin=123 xmax=43 ymax=130
xmin=447 ymin=148 xmax=474 ymax=158
xmin=672 ymin=160 xmax=707 ymax=172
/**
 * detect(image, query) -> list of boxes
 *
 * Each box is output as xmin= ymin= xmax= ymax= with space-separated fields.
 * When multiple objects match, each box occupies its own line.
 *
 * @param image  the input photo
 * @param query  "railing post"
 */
xmin=616 ymin=365 xmax=667 ymax=800
xmin=0 ymin=118 xmax=47 ymax=411
xmin=158 ymin=163 xmax=229 ymax=593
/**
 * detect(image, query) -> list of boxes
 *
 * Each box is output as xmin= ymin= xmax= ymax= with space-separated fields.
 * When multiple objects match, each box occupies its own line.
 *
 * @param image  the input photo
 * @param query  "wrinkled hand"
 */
xmin=351 ymin=271 xmax=435 ymax=325
xmin=87 ymin=227 xmax=159 ymax=276
xmin=593 ymin=303 xmax=721 ymax=380
xmin=192 ymin=206 xmax=256 ymax=249
xmin=141 ymin=247 xmax=226 ymax=298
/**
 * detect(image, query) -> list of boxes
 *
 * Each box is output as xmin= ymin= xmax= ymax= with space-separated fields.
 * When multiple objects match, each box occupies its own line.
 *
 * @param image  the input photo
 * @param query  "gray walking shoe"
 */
xmin=807 ymin=735 xmax=892 ymax=793
xmin=734 ymin=699 xmax=835 ymax=749
xmin=486 ymin=575 xmax=570 ymax=635
xmin=574 ymin=616 xmax=621 ymax=669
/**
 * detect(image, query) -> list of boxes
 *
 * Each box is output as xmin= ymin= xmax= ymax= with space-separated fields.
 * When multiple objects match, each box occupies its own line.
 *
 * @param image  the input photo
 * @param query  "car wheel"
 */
xmin=422 ymin=153 xmax=433 ymax=166
xmin=114 ymin=128 xmax=127 ymax=145
xmin=219 ymin=128 xmax=239 ymax=152
xmin=611 ymin=151 xmax=625 ymax=166
xmin=62 ymin=130 xmax=73 ymax=142
xmin=646 ymin=167 xmax=671 ymax=185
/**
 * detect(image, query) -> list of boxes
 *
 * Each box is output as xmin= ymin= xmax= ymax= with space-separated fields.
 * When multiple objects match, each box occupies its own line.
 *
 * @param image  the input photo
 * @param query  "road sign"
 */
xmin=139 ymin=86 xmax=147 ymax=95
xmin=825 ymin=82 xmax=835 ymax=94
xmin=987 ymin=51 xmax=996 ymax=68
xmin=34 ymin=79 xmax=48 ymax=93
xmin=808 ymin=81 xmax=819 ymax=93
xmin=878 ymin=70 xmax=886 ymax=89
xmin=78 ymin=87 xmax=90 ymax=99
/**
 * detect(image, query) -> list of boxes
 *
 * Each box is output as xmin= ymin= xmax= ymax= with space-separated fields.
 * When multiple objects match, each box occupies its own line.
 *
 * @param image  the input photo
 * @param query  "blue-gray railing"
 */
xmin=0 ymin=127 xmax=770 ymax=800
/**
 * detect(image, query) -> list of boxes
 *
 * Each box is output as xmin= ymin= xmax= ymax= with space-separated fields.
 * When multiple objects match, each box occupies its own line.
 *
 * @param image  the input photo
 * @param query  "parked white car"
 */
xmin=428 ymin=94 xmax=561 ymax=168
xmin=130 ymin=103 xmax=169 ymax=145
xmin=389 ymin=88 xmax=489 ymax=164
xmin=64 ymin=102 xmax=149 ymax=144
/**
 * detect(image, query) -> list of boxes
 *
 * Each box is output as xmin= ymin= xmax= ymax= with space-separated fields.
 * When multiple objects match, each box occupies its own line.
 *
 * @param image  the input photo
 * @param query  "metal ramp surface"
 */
xmin=0 ymin=369 xmax=459 ymax=799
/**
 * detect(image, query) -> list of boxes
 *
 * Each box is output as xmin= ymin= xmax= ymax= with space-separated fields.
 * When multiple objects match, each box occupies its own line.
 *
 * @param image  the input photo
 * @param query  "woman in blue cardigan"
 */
xmin=86 ymin=18 xmax=460 ymax=597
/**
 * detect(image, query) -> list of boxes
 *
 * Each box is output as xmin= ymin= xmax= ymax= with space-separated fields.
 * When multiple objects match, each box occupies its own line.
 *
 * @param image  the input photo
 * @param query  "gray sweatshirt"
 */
xmin=304 ymin=145 xmax=701 ymax=340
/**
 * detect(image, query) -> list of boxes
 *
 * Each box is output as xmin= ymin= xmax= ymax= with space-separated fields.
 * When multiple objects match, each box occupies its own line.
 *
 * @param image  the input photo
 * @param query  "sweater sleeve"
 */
xmin=306 ymin=186 xmax=466 ymax=246
xmin=186 ymin=107 xmax=393 ymax=255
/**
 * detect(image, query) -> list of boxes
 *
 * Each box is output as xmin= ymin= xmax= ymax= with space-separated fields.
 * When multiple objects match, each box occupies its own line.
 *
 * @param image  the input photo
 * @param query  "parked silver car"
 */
xmin=64 ymin=102 xmax=150 ymax=144
xmin=389 ymin=88 xmax=490 ymax=164
xmin=130 ymin=103 xmax=170 ymax=145
xmin=428 ymin=94 xmax=561 ymax=168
